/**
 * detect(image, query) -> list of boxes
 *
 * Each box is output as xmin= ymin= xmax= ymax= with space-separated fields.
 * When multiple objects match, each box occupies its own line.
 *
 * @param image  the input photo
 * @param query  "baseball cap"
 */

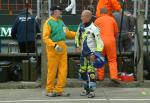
xmin=50 ymin=5 xmax=62 ymax=11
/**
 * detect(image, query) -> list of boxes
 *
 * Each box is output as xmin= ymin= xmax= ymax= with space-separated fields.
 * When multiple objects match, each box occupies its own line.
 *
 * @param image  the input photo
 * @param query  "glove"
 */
xmin=63 ymin=26 xmax=67 ymax=33
xmin=89 ymin=53 xmax=96 ymax=62
xmin=54 ymin=44 xmax=63 ymax=52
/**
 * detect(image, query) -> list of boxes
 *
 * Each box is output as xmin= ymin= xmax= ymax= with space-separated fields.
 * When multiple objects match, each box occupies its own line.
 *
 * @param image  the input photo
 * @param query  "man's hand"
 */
xmin=90 ymin=54 xmax=96 ymax=62
xmin=54 ymin=44 xmax=63 ymax=52
xmin=128 ymin=32 xmax=134 ymax=39
xmin=75 ymin=48 xmax=81 ymax=53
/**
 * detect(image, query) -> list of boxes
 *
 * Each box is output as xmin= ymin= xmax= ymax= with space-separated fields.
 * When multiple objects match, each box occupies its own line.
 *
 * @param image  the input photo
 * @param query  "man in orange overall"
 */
xmin=94 ymin=8 xmax=120 ymax=83
xmin=96 ymin=0 xmax=122 ymax=18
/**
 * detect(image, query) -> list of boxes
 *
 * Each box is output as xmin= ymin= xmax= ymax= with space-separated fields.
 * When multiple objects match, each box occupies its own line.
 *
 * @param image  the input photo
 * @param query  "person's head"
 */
xmin=24 ymin=4 xmax=32 ymax=15
xmin=124 ymin=11 xmax=132 ymax=17
xmin=28 ymin=7 xmax=32 ymax=15
xmin=100 ymin=7 xmax=108 ymax=15
xmin=81 ymin=10 xmax=92 ymax=24
xmin=50 ymin=6 xmax=62 ymax=18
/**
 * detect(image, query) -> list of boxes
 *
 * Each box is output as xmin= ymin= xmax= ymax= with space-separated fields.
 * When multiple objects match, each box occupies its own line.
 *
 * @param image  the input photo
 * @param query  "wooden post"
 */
xmin=40 ymin=0 xmax=49 ymax=87
xmin=136 ymin=0 xmax=145 ymax=84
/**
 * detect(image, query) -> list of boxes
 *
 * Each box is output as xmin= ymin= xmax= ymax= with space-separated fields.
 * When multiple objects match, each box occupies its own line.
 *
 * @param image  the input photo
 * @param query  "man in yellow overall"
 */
xmin=43 ymin=5 xmax=76 ymax=97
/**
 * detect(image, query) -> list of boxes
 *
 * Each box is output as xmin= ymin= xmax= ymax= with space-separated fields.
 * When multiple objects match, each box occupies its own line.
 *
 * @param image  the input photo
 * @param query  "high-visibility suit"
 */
xmin=43 ymin=16 xmax=76 ymax=93
xmin=75 ymin=22 xmax=103 ymax=92
xmin=96 ymin=0 xmax=121 ymax=18
xmin=94 ymin=14 xmax=119 ymax=80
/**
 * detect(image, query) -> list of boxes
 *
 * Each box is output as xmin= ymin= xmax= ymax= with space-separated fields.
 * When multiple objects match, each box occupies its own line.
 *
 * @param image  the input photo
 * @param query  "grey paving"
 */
xmin=0 ymin=88 xmax=150 ymax=103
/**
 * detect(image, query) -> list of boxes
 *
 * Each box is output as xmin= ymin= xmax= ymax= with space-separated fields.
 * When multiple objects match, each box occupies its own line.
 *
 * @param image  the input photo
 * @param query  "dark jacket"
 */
xmin=11 ymin=12 xmax=40 ymax=43
xmin=113 ymin=12 xmax=135 ymax=33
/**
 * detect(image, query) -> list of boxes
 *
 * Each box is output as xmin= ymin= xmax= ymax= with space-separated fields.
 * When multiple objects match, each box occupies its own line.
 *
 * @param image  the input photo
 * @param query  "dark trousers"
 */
xmin=18 ymin=41 xmax=35 ymax=53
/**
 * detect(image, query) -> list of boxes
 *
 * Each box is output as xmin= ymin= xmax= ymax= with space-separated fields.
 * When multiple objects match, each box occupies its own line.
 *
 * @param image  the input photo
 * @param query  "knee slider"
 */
xmin=88 ymin=72 xmax=96 ymax=82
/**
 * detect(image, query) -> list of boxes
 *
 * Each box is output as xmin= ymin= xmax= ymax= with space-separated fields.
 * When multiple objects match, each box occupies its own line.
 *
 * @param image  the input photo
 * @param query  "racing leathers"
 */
xmin=75 ymin=21 xmax=103 ymax=94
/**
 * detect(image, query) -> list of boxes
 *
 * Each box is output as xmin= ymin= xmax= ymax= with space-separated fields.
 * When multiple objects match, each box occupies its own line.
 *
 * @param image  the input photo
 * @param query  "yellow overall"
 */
xmin=43 ymin=16 xmax=76 ymax=93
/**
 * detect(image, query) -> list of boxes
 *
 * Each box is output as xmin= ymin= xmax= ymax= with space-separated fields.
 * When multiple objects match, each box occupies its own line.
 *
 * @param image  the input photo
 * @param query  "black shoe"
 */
xmin=96 ymin=79 xmax=104 ymax=81
xmin=87 ymin=92 xmax=95 ymax=98
xmin=45 ymin=92 xmax=57 ymax=97
xmin=111 ymin=79 xmax=121 ymax=84
xmin=55 ymin=92 xmax=71 ymax=97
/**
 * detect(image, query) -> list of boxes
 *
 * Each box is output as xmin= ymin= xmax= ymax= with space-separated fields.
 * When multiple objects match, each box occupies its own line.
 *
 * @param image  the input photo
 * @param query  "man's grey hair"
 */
xmin=82 ymin=10 xmax=92 ymax=20
xmin=100 ymin=7 xmax=108 ymax=14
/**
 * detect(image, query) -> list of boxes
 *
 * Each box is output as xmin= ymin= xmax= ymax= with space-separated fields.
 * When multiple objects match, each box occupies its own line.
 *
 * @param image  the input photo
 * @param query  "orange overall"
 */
xmin=96 ymin=0 xmax=121 ymax=18
xmin=94 ymin=14 xmax=119 ymax=80
xmin=43 ymin=17 xmax=76 ymax=93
